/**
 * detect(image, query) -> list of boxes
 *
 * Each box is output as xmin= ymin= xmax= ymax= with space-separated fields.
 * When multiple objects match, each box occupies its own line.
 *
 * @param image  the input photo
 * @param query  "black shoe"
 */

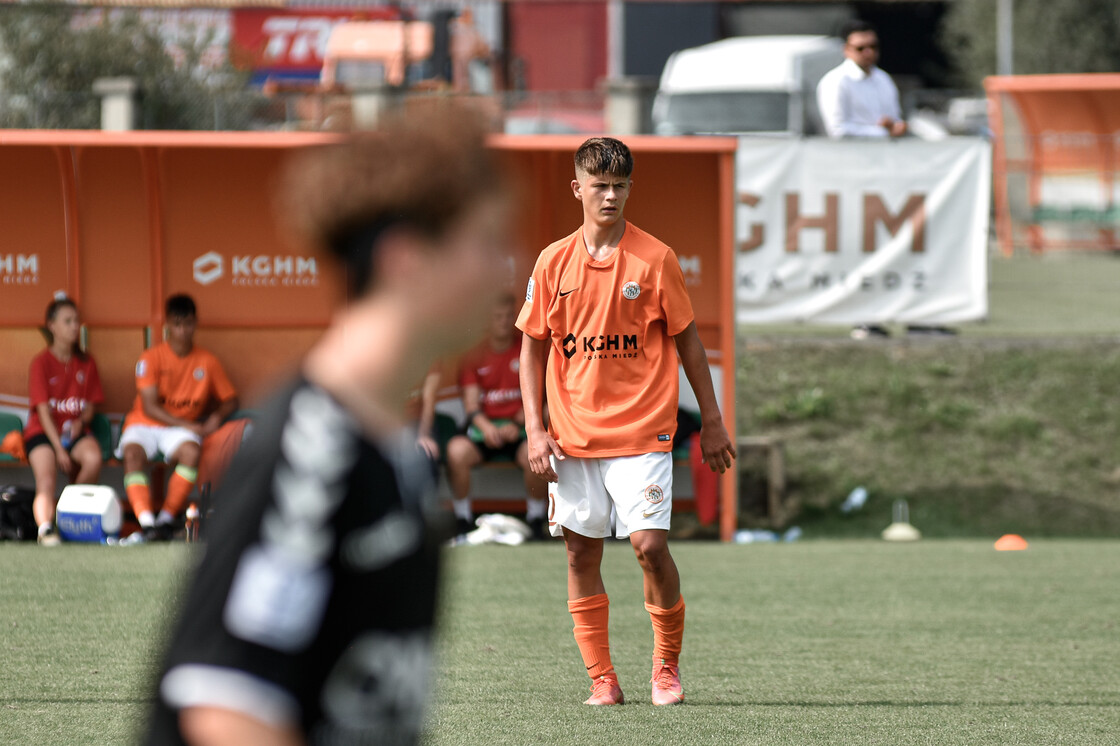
xmin=851 ymin=324 xmax=890 ymax=340
xmin=455 ymin=517 xmax=475 ymax=538
xmin=906 ymin=325 xmax=957 ymax=337
xmin=144 ymin=523 xmax=174 ymax=542
xmin=528 ymin=517 xmax=548 ymax=541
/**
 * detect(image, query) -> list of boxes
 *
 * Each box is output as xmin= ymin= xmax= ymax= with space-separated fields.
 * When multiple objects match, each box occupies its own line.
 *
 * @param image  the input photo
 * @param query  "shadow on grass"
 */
xmin=725 ymin=700 xmax=1120 ymax=708
xmin=792 ymin=485 xmax=1120 ymax=539
xmin=0 ymin=697 xmax=154 ymax=705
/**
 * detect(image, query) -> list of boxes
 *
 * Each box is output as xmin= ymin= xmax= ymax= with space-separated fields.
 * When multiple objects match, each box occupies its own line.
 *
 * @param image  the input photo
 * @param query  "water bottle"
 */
xmin=840 ymin=486 xmax=868 ymax=513
xmin=185 ymin=504 xmax=200 ymax=543
xmin=60 ymin=420 xmax=73 ymax=450
xmin=734 ymin=529 xmax=778 ymax=544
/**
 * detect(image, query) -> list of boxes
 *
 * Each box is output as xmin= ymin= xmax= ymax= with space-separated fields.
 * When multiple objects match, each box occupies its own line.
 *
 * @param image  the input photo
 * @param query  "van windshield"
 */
xmin=655 ymin=91 xmax=789 ymax=134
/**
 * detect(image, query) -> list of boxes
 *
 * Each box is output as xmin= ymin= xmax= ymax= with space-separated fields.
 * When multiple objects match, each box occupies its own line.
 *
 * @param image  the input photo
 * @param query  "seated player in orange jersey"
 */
xmin=118 ymin=294 xmax=239 ymax=541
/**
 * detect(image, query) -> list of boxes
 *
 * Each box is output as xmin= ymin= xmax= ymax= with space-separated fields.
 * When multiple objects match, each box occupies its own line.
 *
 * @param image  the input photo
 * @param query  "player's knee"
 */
xmin=446 ymin=437 xmax=479 ymax=468
xmin=122 ymin=444 xmax=147 ymax=472
xmin=631 ymin=536 xmax=671 ymax=573
xmin=174 ymin=442 xmax=201 ymax=467
xmin=565 ymin=538 xmax=603 ymax=573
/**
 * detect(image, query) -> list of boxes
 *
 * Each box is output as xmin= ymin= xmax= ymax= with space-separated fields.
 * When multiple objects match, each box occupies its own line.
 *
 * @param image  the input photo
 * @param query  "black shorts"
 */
xmin=465 ymin=421 xmax=525 ymax=463
xmin=25 ymin=432 xmax=88 ymax=456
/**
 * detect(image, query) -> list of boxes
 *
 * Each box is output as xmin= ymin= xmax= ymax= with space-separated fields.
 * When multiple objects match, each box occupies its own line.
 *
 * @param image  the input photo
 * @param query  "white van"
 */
xmin=652 ymin=35 xmax=844 ymax=136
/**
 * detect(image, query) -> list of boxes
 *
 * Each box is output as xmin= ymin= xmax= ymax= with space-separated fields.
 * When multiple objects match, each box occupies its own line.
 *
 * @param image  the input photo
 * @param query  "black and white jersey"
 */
xmin=143 ymin=380 xmax=444 ymax=746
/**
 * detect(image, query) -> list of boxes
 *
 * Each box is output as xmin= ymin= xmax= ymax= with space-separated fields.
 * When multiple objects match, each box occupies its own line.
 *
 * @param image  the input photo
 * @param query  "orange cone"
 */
xmin=994 ymin=534 xmax=1028 ymax=551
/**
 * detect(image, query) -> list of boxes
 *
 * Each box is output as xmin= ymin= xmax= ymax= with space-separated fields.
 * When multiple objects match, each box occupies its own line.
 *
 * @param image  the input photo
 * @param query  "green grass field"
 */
xmin=3 ymin=251 xmax=1119 ymax=744
xmin=3 ymin=540 xmax=1118 ymax=745
xmin=729 ymin=251 xmax=1120 ymax=535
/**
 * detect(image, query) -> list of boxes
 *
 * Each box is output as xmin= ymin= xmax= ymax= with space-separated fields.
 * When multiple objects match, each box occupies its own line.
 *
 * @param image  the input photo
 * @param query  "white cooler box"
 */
xmin=56 ymin=484 xmax=122 ymax=543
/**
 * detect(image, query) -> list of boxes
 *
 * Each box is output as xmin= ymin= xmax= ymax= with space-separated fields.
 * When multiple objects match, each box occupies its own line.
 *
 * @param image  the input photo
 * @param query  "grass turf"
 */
xmin=433 ymin=541 xmax=1120 ymax=745
xmin=8 ymin=540 xmax=1114 ymax=745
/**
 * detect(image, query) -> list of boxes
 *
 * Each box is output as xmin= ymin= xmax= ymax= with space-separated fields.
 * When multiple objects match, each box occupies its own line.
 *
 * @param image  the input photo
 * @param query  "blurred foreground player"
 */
xmin=142 ymin=107 xmax=507 ymax=745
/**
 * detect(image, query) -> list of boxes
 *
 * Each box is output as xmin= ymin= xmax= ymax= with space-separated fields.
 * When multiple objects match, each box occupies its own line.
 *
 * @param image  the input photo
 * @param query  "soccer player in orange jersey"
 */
xmin=118 ymin=294 xmax=239 ymax=541
xmin=517 ymin=137 xmax=736 ymax=706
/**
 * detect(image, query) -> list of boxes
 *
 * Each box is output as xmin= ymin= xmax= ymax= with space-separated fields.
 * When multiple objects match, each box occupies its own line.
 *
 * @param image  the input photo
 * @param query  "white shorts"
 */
xmin=117 ymin=424 xmax=201 ymax=463
xmin=548 ymin=452 xmax=673 ymax=540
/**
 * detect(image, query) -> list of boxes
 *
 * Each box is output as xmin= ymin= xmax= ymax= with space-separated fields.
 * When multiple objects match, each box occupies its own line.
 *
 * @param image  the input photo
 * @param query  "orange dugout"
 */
xmin=0 ymin=130 xmax=739 ymax=538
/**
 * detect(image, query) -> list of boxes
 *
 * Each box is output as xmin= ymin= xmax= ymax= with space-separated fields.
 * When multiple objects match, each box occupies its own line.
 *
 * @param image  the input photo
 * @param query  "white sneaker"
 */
xmin=119 ymin=531 xmax=147 ymax=546
xmin=37 ymin=526 xmax=61 ymax=547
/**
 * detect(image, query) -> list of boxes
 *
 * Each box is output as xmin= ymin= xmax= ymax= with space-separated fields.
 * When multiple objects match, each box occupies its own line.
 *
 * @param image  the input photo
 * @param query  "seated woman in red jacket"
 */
xmin=25 ymin=294 xmax=104 ymax=546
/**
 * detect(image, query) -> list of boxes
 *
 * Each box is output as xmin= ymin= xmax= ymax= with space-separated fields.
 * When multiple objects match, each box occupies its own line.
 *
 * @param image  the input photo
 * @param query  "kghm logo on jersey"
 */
xmin=644 ymin=484 xmax=664 ymax=505
xmin=622 ymin=281 xmax=641 ymax=300
xmin=563 ymin=331 xmax=641 ymax=361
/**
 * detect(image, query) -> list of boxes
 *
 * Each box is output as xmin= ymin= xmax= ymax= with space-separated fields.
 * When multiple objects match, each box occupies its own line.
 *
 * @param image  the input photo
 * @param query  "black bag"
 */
xmin=0 ymin=485 xmax=38 ymax=541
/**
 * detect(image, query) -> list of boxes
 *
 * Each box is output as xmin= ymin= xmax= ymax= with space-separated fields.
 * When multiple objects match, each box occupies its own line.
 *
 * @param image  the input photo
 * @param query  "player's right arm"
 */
xmin=179 ymin=706 xmax=302 ymax=746
xmin=519 ymin=332 xmax=562 ymax=482
xmin=416 ymin=367 xmax=441 ymax=460
xmin=461 ymin=382 xmax=501 ymax=449
xmin=28 ymin=356 xmax=71 ymax=471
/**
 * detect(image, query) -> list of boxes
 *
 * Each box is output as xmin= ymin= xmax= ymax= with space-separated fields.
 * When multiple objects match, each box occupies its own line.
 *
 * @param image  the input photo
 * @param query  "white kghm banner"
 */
xmin=735 ymin=137 xmax=991 ymax=325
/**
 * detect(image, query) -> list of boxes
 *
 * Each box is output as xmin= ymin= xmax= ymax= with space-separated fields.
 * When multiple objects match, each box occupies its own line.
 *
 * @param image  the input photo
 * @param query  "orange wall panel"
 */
xmin=157 ymin=147 xmax=344 ymax=327
xmin=75 ymin=146 xmax=153 ymax=326
xmin=0 ymin=329 xmax=45 ymax=410
xmin=83 ymin=327 xmax=148 ymax=416
xmin=193 ymin=327 xmax=323 ymax=407
xmin=0 ymin=147 xmax=71 ymax=324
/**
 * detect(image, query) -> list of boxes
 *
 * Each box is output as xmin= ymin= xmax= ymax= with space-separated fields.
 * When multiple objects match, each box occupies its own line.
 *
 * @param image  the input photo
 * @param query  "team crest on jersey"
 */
xmin=525 ymin=277 xmax=535 ymax=302
xmin=76 ymin=371 xmax=85 ymax=384
xmin=644 ymin=484 xmax=664 ymax=504
xmin=193 ymin=367 xmax=204 ymax=381
xmin=622 ymin=282 xmax=641 ymax=300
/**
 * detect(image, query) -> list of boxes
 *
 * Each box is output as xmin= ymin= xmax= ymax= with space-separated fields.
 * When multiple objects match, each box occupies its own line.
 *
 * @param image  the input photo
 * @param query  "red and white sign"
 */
xmin=232 ymin=8 xmax=398 ymax=74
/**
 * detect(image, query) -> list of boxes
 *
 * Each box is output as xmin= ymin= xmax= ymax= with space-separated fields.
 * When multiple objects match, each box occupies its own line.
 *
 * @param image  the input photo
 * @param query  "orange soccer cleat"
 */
xmin=584 ymin=674 xmax=625 ymax=706
xmin=650 ymin=659 xmax=684 ymax=706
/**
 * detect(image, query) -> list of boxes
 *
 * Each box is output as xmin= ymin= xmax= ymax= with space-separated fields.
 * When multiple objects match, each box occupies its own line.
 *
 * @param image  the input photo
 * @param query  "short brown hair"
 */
xmin=279 ymin=104 xmax=503 ymax=294
xmin=574 ymin=137 xmax=633 ymax=179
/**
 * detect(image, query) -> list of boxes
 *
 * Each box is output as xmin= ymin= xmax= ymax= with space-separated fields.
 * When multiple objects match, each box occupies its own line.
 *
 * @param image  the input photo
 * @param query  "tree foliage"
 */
xmin=940 ymin=0 xmax=1120 ymax=88
xmin=0 ymin=6 xmax=259 ymax=129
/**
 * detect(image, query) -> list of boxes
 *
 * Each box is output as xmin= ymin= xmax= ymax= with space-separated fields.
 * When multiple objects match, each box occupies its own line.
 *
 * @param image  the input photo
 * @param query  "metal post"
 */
xmin=607 ymin=0 xmax=624 ymax=79
xmin=997 ymin=0 xmax=1013 ymax=76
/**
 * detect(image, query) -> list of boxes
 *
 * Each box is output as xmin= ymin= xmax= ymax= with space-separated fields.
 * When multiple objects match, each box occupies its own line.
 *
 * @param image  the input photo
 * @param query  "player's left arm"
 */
xmin=201 ymin=358 xmax=240 ymax=437
xmin=674 ymin=322 xmax=736 ymax=473
xmin=202 ymin=396 xmax=240 ymax=436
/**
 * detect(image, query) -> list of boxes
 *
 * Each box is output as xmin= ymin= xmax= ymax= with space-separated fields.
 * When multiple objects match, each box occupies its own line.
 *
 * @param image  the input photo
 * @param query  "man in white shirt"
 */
xmin=817 ymin=19 xmax=907 ymax=139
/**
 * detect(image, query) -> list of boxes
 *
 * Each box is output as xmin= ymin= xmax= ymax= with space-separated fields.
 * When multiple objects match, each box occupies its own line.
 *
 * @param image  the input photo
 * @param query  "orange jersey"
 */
xmin=125 ymin=342 xmax=237 ymax=428
xmin=516 ymin=222 xmax=694 ymax=457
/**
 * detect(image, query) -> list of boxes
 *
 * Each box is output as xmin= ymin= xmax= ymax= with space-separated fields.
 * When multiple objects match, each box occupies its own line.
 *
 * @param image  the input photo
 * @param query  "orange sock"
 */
xmin=124 ymin=472 xmax=151 ymax=517
xmin=568 ymin=593 xmax=614 ymax=680
xmin=645 ymin=595 xmax=685 ymax=664
xmin=162 ymin=465 xmax=198 ymax=519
